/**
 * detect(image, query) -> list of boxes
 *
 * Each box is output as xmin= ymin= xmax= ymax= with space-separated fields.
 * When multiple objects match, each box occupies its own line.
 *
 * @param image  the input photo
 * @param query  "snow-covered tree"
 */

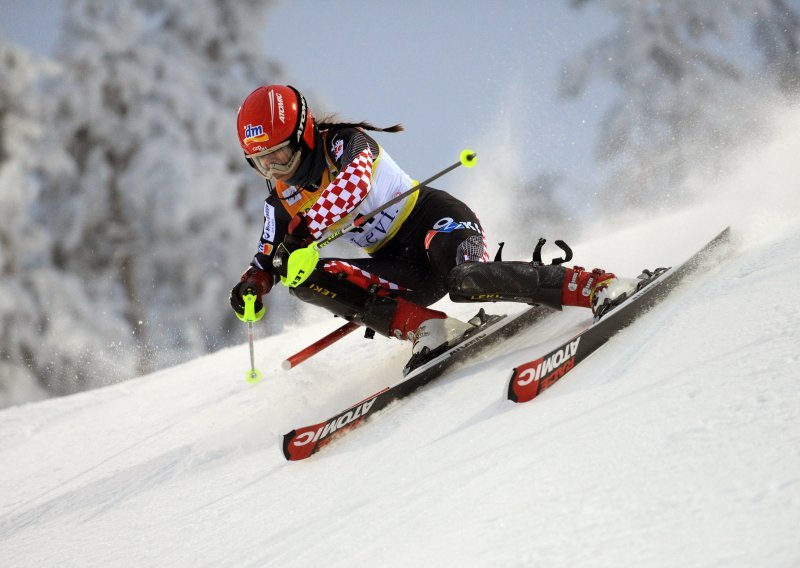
xmin=752 ymin=0 xmax=800 ymax=96
xmin=40 ymin=0 xmax=283 ymax=377
xmin=0 ymin=41 xmax=136 ymax=406
xmin=564 ymin=0 xmax=800 ymax=210
xmin=0 ymin=42 xmax=53 ymax=405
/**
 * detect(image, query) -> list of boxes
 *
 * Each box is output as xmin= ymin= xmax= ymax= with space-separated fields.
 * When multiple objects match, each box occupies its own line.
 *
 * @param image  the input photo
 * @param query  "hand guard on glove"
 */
xmin=273 ymin=213 xmax=314 ymax=276
xmin=230 ymin=267 xmax=273 ymax=322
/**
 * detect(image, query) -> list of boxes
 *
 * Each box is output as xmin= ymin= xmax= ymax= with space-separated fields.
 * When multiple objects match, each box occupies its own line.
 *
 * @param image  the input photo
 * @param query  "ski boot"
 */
xmin=400 ymin=308 xmax=494 ymax=375
xmin=577 ymin=268 xmax=665 ymax=319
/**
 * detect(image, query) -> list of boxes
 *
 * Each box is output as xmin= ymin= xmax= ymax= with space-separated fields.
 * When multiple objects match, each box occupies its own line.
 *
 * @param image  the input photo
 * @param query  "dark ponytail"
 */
xmin=316 ymin=115 xmax=404 ymax=134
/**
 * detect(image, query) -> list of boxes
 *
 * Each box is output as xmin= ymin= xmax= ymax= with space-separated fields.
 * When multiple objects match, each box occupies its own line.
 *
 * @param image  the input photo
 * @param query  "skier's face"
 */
xmin=248 ymin=141 xmax=300 ymax=180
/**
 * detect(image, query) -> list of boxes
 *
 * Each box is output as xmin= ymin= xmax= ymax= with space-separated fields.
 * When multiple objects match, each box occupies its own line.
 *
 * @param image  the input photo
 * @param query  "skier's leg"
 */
xmin=371 ymin=189 xmax=494 ymax=354
xmin=407 ymin=192 xmax=635 ymax=313
xmin=324 ymin=257 xmax=449 ymax=308
xmin=447 ymin=261 xmax=640 ymax=314
xmin=288 ymin=257 xmax=453 ymax=341
xmin=447 ymin=262 xmax=567 ymax=310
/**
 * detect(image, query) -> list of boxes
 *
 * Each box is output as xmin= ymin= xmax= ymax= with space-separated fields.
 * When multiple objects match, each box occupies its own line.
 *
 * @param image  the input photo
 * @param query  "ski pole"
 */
xmin=242 ymin=290 xmax=264 ymax=384
xmin=282 ymin=149 xmax=477 ymax=288
xmin=282 ymin=321 xmax=359 ymax=370
xmin=317 ymin=149 xmax=477 ymax=251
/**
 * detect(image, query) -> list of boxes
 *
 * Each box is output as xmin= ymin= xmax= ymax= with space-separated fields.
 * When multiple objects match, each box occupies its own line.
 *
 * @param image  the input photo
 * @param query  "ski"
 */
xmin=282 ymin=303 xmax=554 ymax=460
xmin=507 ymin=227 xmax=731 ymax=403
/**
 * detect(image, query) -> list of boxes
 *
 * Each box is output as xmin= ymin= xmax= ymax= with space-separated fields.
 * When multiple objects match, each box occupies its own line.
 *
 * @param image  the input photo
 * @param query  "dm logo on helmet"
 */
xmin=243 ymin=123 xmax=269 ymax=145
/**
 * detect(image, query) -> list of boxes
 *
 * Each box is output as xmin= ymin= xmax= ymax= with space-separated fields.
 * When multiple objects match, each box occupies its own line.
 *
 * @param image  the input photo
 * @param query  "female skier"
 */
xmin=229 ymin=85 xmax=636 ymax=366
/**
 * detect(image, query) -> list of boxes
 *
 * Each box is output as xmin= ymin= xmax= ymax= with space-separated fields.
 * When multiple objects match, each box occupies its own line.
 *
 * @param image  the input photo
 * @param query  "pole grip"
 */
xmin=238 ymin=288 xmax=265 ymax=322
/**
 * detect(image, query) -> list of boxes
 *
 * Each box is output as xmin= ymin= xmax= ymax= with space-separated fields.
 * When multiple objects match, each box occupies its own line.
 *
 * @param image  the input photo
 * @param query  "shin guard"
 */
xmin=447 ymin=261 xmax=565 ymax=310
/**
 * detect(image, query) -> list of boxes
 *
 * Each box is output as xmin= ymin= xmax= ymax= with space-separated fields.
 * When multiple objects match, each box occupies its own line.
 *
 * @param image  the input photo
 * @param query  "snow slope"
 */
xmin=2 ymin=126 xmax=800 ymax=566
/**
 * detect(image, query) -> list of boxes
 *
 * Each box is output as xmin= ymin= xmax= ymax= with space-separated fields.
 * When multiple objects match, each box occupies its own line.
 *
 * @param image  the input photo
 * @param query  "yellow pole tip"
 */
xmin=460 ymin=149 xmax=477 ymax=168
xmin=246 ymin=368 xmax=263 ymax=384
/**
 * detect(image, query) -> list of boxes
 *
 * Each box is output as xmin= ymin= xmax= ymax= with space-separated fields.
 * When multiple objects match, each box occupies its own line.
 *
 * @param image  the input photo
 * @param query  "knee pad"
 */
xmin=426 ymin=229 xmax=488 ymax=275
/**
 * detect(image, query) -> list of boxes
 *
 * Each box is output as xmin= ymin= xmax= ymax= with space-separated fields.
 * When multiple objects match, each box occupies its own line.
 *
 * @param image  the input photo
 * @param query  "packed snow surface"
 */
xmin=2 ymin=125 xmax=800 ymax=566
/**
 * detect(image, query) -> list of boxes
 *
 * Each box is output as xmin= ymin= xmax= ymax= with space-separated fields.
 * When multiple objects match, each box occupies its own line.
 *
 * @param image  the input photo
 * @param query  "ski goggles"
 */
xmin=246 ymin=140 xmax=301 ymax=179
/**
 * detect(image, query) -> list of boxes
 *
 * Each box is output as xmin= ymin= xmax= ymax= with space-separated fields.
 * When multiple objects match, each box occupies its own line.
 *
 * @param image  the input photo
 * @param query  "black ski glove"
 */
xmin=230 ymin=267 xmax=273 ymax=321
xmin=284 ymin=213 xmax=313 ymax=251
xmin=273 ymin=213 xmax=314 ymax=276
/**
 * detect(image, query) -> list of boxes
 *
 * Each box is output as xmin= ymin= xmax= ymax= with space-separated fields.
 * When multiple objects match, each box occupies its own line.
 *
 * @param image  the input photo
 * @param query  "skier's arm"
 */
xmin=250 ymin=197 xmax=291 ymax=278
xmin=229 ymin=196 xmax=290 ymax=320
xmin=304 ymin=129 xmax=378 ymax=238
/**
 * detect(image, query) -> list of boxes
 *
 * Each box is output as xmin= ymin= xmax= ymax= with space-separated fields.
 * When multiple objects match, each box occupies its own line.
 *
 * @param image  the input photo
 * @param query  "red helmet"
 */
xmin=237 ymin=85 xmax=316 ymax=179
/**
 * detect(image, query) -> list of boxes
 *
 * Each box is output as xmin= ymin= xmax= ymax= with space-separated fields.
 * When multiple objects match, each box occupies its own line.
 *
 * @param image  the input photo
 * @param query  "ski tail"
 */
xmin=282 ymin=305 xmax=554 ymax=461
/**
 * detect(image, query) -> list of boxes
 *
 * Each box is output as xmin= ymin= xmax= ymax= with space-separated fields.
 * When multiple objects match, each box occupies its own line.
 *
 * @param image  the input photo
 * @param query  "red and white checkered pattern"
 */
xmin=459 ymin=237 xmax=490 ymax=263
xmin=480 ymin=228 xmax=490 ymax=262
xmin=306 ymin=148 xmax=373 ymax=238
xmin=323 ymin=260 xmax=409 ymax=292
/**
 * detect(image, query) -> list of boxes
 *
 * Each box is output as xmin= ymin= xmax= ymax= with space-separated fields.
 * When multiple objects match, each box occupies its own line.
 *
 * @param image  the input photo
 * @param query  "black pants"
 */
xmin=291 ymin=187 xmax=567 ymax=336
xmin=334 ymin=188 xmax=487 ymax=306
xmin=326 ymin=188 xmax=486 ymax=306
xmin=289 ymin=188 xmax=486 ymax=334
